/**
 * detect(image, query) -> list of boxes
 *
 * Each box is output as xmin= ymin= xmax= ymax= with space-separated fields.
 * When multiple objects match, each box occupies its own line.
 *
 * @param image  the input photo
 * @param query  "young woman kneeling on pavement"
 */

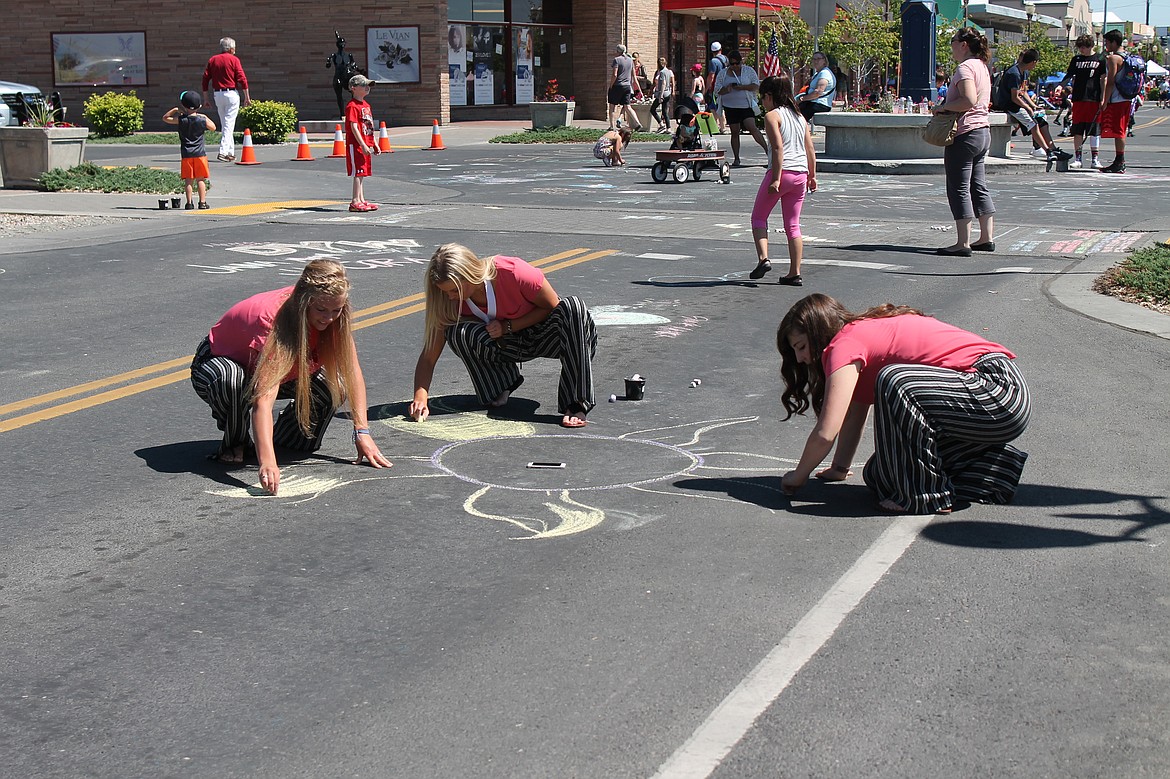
xmin=191 ymin=259 xmax=391 ymax=494
xmin=410 ymin=243 xmax=597 ymax=428
xmin=776 ymin=294 xmax=1030 ymax=515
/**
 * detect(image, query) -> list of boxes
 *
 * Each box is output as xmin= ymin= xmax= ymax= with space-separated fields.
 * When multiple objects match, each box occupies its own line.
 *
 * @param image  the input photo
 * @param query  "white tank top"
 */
xmin=772 ymin=107 xmax=809 ymax=173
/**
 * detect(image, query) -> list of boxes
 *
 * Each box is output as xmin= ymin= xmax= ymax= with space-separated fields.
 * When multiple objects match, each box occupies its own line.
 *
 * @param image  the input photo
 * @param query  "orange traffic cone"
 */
xmin=235 ymin=128 xmax=262 ymax=165
xmin=327 ymin=124 xmax=346 ymax=158
xmin=423 ymin=119 xmax=446 ymax=151
xmin=292 ymin=127 xmax=315 ymax=161
xmin=378 ymin=121 xmax=394 ymax=153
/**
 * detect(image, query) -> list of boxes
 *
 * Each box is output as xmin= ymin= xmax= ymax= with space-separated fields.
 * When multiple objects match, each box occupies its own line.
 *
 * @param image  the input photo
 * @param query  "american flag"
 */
xmin=760 ymin=31 xmax=781 ymax=78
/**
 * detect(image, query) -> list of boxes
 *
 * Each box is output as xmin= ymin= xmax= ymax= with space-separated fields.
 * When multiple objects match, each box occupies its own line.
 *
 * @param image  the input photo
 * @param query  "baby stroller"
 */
xmin=650 ymin=97 xmax=731 ymax=184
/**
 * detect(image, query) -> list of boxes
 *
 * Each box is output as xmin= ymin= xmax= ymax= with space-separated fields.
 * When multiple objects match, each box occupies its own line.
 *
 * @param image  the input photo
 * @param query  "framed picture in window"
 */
xmin=367 ymin=26 xmax=420 ymax=84
xmin=52 ymin=31 xmax=148 ymax=86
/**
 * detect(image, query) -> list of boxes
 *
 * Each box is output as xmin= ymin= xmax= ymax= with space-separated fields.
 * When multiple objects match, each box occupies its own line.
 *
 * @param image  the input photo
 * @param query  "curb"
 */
xmin=1044 ymin=252 xmax=1170 ymax=341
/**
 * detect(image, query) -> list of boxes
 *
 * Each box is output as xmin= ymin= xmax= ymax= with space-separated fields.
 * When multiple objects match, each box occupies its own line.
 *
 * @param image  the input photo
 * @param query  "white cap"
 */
xmin=710 ymin=41 xmax=722 ymax=52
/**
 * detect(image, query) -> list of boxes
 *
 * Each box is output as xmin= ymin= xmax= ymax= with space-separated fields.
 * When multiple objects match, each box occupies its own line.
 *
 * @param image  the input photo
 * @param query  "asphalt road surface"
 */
xmin=1 ymin=117 xmax=1168 ymax=778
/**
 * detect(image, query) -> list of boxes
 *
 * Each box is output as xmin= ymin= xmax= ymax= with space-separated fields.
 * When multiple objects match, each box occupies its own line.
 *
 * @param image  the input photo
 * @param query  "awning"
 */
xmin=660 ymin=0 xmax=800 ymax=17
xmin=1147 ymin=60 xmax=1169 ymax=77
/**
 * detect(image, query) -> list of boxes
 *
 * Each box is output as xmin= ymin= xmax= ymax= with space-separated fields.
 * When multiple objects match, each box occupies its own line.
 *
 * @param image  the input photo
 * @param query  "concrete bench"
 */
xmin=816 ymin=112 xmax=1012 ymax=160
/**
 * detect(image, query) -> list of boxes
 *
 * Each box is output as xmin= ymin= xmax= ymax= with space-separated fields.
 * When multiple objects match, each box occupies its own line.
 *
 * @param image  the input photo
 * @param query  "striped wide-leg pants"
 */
xmin=445 ymin=296 xmax=598 ymax=414
xmin=190 ymin=336 xmax=338 ymax=452
xmin=862 ymin=353 xmax=1030 ymax=514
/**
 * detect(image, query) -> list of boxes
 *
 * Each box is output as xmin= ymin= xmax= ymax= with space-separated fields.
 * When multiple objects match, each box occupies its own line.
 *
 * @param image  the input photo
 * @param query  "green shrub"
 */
xmin=238 ymin=100 xmax=298 ymax=143
xmin=1114 ymin=246 xmax=1170 ymax=306
xmin=40 ymin=162 xmax=187 ymax=193
xmin=82 ymin=91 xmax=145 ymax=137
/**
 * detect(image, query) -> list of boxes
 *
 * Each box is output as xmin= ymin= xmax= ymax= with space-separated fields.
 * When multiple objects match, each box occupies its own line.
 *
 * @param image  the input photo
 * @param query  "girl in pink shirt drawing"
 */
xmin=775 ymin=294 xmax=1030 ymax=515
xmin=410 ymin=244 xmax=597 ymax=428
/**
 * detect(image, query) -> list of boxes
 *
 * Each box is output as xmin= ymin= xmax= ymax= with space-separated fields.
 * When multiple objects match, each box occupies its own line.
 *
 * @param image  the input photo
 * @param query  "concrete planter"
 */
xmin=817 ymin=112 xmax=1011 ymax=160
xmin=0 ymin=126 xmax=89 ymax=189
xmin=630 ymin=103 xmax=654 ymax=129
xmin=530 ymin=101 xmax=575 ymax=129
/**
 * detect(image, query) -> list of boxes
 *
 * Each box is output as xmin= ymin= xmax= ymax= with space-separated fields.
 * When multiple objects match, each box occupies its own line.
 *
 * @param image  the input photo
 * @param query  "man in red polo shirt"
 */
xmin=201 ymin=37 xmax=252 ymax=162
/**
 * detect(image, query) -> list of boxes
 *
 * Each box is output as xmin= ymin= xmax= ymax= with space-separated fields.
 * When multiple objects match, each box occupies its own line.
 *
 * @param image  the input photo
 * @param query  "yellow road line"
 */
xmin=1 ymin=248 xmax=613 ymax=433
xmin=194 ymin=200 xmax=342 ymax=216
xmin=0 ymin=356 xmax=193 ymax=416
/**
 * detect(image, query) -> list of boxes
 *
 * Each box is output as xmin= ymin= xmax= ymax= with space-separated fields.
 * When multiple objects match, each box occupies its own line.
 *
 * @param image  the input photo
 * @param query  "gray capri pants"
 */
xmin=943 ymin=127 xmax=995 ymax=221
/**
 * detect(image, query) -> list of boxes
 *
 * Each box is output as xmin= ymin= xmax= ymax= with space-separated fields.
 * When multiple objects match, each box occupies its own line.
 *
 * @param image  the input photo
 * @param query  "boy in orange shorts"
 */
xmin=345 ymin=74 xmax=381 ymax=212
xmin=163 ymin=91 xmax=217 ymax=209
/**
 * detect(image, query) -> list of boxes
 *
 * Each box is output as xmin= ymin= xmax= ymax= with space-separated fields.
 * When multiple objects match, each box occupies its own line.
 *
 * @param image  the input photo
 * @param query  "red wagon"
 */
xmin=650 ymin=148 xmax=732 ymax=184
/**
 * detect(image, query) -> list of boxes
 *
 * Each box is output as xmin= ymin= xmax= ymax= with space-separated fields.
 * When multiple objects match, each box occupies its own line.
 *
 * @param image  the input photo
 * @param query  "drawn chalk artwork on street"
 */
xmin=205 ymin=396 xmax=797 ymax=540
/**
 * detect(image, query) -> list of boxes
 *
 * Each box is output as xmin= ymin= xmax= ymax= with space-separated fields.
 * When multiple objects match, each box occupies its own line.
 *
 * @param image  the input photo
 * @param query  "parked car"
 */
xmin=0 ymin=80 xmax=50 ymax=125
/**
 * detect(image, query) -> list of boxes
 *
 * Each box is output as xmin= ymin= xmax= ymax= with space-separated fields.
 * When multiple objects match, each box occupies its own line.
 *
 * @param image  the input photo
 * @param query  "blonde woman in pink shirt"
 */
xmin=933 ymin=27 xmax=996 ymax=257
xmin=776 ymin=294 xmax=1030 ymax=515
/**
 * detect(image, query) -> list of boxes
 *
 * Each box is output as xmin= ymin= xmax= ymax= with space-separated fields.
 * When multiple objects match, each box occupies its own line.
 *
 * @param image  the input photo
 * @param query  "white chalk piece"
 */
xmin=527 ymin=462 xmax=566 ymax=469
xmin=631 ymin=373 xmax=643 ymax=381
xmin=692 ymin=378 xmax=702 ymax=385
xmin=609 ymin=394 xmax=617 ymax=402
xmin=689 ymin=381 xmax=697 ymax=388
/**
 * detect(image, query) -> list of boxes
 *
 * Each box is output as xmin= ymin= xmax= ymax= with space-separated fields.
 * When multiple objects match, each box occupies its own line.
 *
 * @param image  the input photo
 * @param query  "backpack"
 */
xmin=991 ymin=69 xmax=1009 ymax=110
xmin=1114 ymin=53 xmax=1146 ymax=99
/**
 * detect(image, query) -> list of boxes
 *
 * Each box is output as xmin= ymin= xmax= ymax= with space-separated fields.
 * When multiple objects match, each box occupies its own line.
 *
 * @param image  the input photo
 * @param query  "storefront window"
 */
xmin=449 ymin=0 xmax=573 ymax=108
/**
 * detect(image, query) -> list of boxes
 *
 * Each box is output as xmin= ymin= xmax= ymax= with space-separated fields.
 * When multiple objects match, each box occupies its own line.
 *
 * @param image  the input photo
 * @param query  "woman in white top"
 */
xmin=749 ymin=74 xmax=817 ymax=285
xmin=713 ymin=50 xmax=768 ymax=166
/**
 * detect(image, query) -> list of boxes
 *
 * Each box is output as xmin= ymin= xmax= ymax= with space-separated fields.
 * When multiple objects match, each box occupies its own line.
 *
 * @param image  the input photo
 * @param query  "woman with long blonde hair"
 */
xmin=776 ymin=293 xmax=1030 ymax=514
xmin=410 ymin=243 xmax=597 ymax=428
xmin=191 ymin=259 xmax=390 ymax=494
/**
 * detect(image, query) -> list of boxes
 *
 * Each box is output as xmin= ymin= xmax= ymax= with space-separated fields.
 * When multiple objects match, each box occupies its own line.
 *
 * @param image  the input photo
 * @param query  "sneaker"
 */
xmin=1048 ymin=148 xmax=1073 ymax=161
xmin=1100 ymin=160 xmax=1126 ymax=174
xmin=1030 ymin=148 xmax=1048 ymax=158
xmin=1069 ymin=159 xmax=1082 ymax=169
xmin=216 ymin=153 xmax=232 ymax=162
xmin=1091 ymin=157 xmax=1101 ymax=168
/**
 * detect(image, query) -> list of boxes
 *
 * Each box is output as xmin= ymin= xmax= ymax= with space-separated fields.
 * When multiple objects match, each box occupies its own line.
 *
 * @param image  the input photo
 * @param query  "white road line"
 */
xmin=995 ymin=266 xmax=1033 ymax=273
xmin=652 ymin=513 xmax=933 ymax=779
xmin=638 ymin=253 xmax=694 ymax=260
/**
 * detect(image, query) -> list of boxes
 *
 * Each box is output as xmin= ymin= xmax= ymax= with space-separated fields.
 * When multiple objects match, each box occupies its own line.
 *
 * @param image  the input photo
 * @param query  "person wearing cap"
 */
xmin=706 ymin=41 xmax=729 ymax=133
xmin=345 ymin=74 xmax=381 ymax=212
xmin=201 ymin=37 xmax=252 ymax=162
xmin=162 ymin=92 xmax=216 ymax=210
xmin=690 ymin=63 xmax=707 ymax=111
xmin=608 ymin=44 xmax=643 ymax=131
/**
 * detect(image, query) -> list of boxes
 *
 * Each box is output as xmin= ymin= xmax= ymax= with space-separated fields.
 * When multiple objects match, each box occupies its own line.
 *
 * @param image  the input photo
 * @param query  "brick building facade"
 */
xmin=2 ymin=1 xmax=776 ymax=131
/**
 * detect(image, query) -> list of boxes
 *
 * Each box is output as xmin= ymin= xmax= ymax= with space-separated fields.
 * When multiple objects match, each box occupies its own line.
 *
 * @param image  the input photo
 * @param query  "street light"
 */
xmin=1024 ymin=2 xmax=1036 ymax=44
xmin=1093 ymin=21 xmax=1102 ymax=51
xmin=1063 ymin=14 xmax=1075 ymax=47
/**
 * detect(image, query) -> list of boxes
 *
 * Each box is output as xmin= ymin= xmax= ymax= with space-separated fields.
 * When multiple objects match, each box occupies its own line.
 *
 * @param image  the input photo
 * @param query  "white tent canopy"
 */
xmin=1147 ymin=60 xmax=1169 ymax=77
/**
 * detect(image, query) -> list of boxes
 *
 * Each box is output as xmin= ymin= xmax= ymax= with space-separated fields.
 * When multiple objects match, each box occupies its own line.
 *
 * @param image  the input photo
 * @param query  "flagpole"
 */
xmin=756 ymin=0 xmax=761 ymax=70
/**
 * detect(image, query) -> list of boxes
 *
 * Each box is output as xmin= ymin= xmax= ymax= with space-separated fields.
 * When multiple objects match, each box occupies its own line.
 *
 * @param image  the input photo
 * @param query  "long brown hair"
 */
xmin=247 ymin=260 xmax=357 ymax=434
xmin=760 ymin=74 xmax=799 ymax=116
xmin=775 ymin=294 xmax=925 ymax=419
xmin=953 ymin=28 xmax=990 ymax=63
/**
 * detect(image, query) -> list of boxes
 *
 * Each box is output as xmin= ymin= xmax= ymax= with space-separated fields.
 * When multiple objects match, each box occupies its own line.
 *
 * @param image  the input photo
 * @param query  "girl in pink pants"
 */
xmin=750 ymin=74 xmax=817 ymax=285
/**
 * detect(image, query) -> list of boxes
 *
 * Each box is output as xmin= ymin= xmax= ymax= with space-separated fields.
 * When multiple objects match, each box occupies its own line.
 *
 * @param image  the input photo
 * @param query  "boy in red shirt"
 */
xmin=345 ymin=74 xmax=381 ymax=212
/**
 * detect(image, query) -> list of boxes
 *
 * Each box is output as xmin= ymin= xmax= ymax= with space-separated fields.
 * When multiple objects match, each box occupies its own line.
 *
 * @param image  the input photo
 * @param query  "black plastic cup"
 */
xmin=624 ymin=377 xmax=646 ymax=401
xmin=171 ymin=197 xmax=181 ymax=208
xmin=158 ymin=199 xmax=168 ymax=210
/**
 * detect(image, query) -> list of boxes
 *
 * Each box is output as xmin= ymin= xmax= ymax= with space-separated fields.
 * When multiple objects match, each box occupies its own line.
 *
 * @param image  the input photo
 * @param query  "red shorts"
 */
xmin=181 ymin=156 xmax=210 ymax=180
xmin=347 ymin=145 xmax=371 ymax=177
xmin=1070 ymin=101 xmax=1100 ymax=124
xmin=1099 ymin=101 xmax=1130 ymax=139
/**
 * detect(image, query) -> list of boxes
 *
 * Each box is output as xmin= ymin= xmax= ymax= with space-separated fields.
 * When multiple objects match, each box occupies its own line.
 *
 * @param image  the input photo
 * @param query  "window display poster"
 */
xmin=515 ymin=27 xmax=534 ymax=104
xmin=367 ymin=26 xmax=420 ymax=83
xmin=471 ymin=26 xmax=494 ymax=105
xmin=448 ymin=24 xmax=467 ymax=106
xmin=52 ymin=32 xmax=147 ymax=86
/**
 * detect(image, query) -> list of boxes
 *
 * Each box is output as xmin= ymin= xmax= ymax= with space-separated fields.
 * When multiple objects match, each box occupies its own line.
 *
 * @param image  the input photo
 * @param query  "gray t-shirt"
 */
xmin=612 ymin=55 xmax=634 ymax=87
xmin=178 ymin=113 xmax=208 ymax=159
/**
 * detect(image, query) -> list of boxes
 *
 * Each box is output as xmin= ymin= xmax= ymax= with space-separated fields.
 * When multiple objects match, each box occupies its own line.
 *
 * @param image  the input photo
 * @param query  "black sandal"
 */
xmin=749 ymin=259 xmax=772 ymax=280
xmin=777 ymin=274 xmax=803 ymax=286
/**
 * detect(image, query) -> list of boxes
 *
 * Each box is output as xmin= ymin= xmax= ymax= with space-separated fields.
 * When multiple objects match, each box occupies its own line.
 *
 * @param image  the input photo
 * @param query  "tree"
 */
xmin=755 ymin=8 xmax=814 ymax=82
xmin=819 ymin=2 xmax=899 ymax=100
xmin=993 ymin=24 xmax=1070 ymax=81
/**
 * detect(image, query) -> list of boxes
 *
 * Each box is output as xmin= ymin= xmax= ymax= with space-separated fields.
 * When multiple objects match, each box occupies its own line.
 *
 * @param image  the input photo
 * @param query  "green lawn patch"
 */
xmin=489 ymin=127 xmax=661 ymax=144
xmin=1094 ymin=244 xmax=1170 ymax=314
xmin=40 ymin=162 xmax=189 ymax=193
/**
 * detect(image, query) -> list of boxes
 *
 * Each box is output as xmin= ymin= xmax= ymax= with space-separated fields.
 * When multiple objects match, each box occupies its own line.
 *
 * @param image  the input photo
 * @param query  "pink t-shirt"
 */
xmin=822 ymin=315 xmax=1015 ymax=406
xmin=208 ymin=286 xmax=319 ymax=377
xmin=950 ymin=58 xmax=991 ymax=135
xmin=459 ymin=256 xmax=546 ymax=321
